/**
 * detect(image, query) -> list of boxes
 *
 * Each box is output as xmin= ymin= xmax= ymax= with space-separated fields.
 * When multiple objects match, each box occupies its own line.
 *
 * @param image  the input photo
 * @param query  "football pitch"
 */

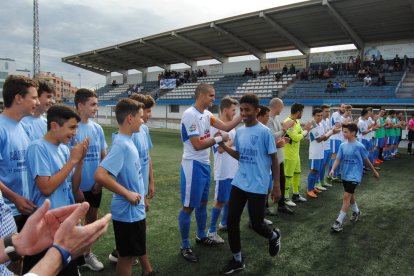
xmin=82 ymin=126 xmax=414 ymax=276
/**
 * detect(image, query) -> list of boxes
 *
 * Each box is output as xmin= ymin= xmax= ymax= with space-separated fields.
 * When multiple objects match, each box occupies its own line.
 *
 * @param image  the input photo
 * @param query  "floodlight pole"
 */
xmin=33 ymin=0 xmax=40 ymax=78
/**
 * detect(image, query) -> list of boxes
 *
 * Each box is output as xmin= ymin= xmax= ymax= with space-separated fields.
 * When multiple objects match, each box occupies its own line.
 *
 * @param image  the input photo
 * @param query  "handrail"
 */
xmin=395 ymin=69 xmax=408 ymax=93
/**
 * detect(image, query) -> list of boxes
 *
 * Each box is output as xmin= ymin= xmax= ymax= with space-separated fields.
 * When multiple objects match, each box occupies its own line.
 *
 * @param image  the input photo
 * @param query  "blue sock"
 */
xmin=369 ymin=151 xmax=374 ymax=164
xmin=319 ymin=164 xmax=326 ymax=183
xmin=307 ymin=173 xmax=314 ymax=191
xmin=374 ymin=149 xmax=379 ymax=160
xmin=311 ymin=173 xmax=317 ymax=190
xmin=195 ymin=205 xmax=207 ymax=239
xmin=179 ymin=210 xmax=192 ymax=249
xmin=208 ymin=207 xmax=221 ymax=233
xmin=220 ymin=203 xmax=229 ymax=226
xmin=233 ymin=252 xmax=242 ymax=262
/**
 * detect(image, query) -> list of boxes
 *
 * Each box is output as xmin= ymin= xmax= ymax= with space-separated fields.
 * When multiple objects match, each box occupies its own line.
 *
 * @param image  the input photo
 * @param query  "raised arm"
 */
xmin=211 ymin=115 xmax=241 ymax=132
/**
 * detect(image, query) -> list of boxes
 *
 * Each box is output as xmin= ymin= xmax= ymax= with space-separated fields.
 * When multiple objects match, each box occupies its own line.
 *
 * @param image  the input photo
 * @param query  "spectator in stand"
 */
xmin=282 ymin=64 xmax=288 ymax=75
xmin=364 ymin=75 xmax=372 ymax=87
xmin=357 ymin=67 xmax=366 ymax=81
xmin=322 ymin=69 xmax=330 ymax=79
xmin=300 ymin=69 xmax=308 ymax=81
xmin=371 ymin=54 xmax=377 ymax=68
xmin=259 ymin=67 xmax=266 ymax=76
xmin=325 ymin=81 xmax=333 ymax=93
xmin=289 ymin=64 xmax=296 ymax=75
xmin=333 ymin=80 xmax=341 ymax=93
xmin=376 ymin=73 xmax=387 ymax=86
xmin=243 ymin=68 xmax=249 ymax=77
xmin=378 ymin=55 xmax=385 ymax=68
xmin=264 ymin=66 xmax=270 ymax=75
xmin=393 ymin=54 xmax=402 ymax=71
xmin=403 ymin=55 xmax=411 ymax=71
xmin=348 ymin=56 xmax=354 ymax=66
xmin=202 ymin=69 xmax=207 ymax=77
xmin=340 ymin=80 xmax=347 ymax=91
xmin=355 ymin=55 xmax=361 ymax=70
xmin=275 ymin=72 xmax=282 ymax=83
xmin=112 ymin=80 xmax=117 ymax=86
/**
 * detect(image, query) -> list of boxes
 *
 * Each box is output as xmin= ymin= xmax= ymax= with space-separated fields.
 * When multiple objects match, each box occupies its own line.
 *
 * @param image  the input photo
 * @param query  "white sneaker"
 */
xmin=263 ymin=218 xmax=273 ymax=225
xmin=292 ymin=194 xmax=307 ymax=202
xmin=218 ymin=223 xmax=227 ymax=231
xmin=315 ymin=185 xmax=327 ymax=191
xmin=207 ymin=231 xmax=225 ymax=244
xmin=284 ymin=198 xmax=297 ymax=207
xmin=83 ymin=253 xmax=104 ymax=271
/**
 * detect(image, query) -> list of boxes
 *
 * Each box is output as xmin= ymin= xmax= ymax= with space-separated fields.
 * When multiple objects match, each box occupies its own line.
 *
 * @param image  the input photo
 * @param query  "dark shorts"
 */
xmin=113 ymin=219 xmax=146 ymax=257
xmin=83 ymin=191 xmax=102 ymax=208
xmin=342 ymin=180 xmax=359 ymax=194
xmin=408 ymin=130 xmax=414 ymax=141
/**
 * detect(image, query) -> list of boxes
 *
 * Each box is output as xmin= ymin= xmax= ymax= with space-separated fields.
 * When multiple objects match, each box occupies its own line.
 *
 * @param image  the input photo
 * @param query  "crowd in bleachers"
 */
xmin=157 ymin=69 xmax=208 ymax=87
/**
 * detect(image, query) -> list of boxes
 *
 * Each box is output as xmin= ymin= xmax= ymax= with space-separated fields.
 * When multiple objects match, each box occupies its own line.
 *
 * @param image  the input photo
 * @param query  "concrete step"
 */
xmin=396 ymin=93 xmax=414 ymax=98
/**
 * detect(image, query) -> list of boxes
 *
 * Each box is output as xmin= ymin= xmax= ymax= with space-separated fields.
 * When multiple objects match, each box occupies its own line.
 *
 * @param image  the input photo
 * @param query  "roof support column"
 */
xmin=172 ymin=32 xmax=228 ymax=63
xmin=322 ymin=0 xmax=364 ymax=49
xmin=259 ymin=12 xmax=310 ymax=55
xmin=136 ymin=68 xmax=148 ymax=83
xmin=117 ymin=70 xmax=128 ymax=84
xmin=210 ymin=23 xmax=266 ymax=60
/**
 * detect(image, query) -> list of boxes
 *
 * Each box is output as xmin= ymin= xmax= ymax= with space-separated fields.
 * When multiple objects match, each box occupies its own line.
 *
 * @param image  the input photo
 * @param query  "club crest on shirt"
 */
xmin=189 ymin=124 xmax=196 ymax=132
xmin=250 ymin=135 xmax=258 ymax=146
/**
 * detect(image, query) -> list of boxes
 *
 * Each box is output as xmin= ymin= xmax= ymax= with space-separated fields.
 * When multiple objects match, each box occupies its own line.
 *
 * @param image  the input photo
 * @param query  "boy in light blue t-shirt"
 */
xmin=70 ymin=88 xmax=107 ymax=271
xmin=21 ymin=80 xmax=54 ymax=140
xmin=94 ymin=98 xmax=154 ymax=276
xmin=218 ymin=94 xmax=282 ymax=274
xmin=24 ymin=104 xmax=88 ymax=274
xmin=330 ymin=123 xmax=379 ymax=233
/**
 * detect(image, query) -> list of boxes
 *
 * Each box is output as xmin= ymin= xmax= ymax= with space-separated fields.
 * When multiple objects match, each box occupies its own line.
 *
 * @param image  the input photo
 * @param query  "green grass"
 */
xmin=82 ymin=126 xmax=414 ymax=275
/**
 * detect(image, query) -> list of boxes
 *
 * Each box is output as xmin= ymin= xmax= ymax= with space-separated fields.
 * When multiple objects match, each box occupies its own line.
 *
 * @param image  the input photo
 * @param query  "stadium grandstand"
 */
xmin=62 ymin=0 xmax=414 ymax=127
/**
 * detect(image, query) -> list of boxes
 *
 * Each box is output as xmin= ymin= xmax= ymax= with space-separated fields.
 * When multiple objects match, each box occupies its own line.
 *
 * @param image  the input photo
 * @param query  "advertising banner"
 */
xmin=260 ymin=55 xmax=307 ymax=71
xmin=160 ymin=78 xmax=176 ymax=89
xmin=364 ymin=43 xmax=414 ymax=60
xmin=309 ymin=50 xmax=359 ymax=64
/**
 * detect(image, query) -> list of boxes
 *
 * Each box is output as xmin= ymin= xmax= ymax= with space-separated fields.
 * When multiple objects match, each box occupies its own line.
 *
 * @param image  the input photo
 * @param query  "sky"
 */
xmin=0 ymin=0 xmax=354 ymax=88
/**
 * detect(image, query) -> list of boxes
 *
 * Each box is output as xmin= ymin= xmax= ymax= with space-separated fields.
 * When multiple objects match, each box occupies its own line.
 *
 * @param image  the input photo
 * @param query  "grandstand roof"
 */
xmin=62 ymin=0 xmax=414 ymax=75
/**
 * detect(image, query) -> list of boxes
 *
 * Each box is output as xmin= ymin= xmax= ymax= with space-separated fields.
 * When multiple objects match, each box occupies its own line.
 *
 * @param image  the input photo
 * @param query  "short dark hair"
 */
xmin=219 ymin=96 xmax=238 ymax=112
xmin=37 ymin=80 xmax=55 ymax=97
xmin=2 ymin=75 xmax=38 ymax=108
xmin=115 ymin=98 xmax=144 ymax=124
xmin=240 ymin=93 xmax=259 ymax=109
xmin=47 ymin=104 xmax=80 ymax=131
xmin=74 ymin=88 xmax=97 ymax=109
xmin=195 ymin=83 xmax=214 ymax=99
xmin=129 ymin=93 xmax=155 ymax=109
xmin=320 ymin=104 xmax=330 ymax=110
xmin=388 ymin=110 xmax=396 ymax=115
xmin=258 ymin=105 xmax=270 ymax=118
xmin=345 ymin=104 xmax=352 ymax=110
xmin=312 ymin=108 xmax=323 ymax=116
xmin=361 ymin=109 xmax=369 ymax=117
xmin=291 ymin=102 xmax=304 ymax=114
xmin=342 ymin=123 xmax=358 ymax=134
xmin=366 ymin=106 xmax=373 ymax=112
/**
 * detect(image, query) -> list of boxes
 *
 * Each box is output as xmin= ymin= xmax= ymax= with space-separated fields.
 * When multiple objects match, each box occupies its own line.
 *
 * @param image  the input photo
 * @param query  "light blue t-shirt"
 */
xmin=99 ymin=133 xmax=145 ymax=223
xmin=0 ymin=115 xmax=31 ymax=216
xmin=69 ymin=120 xmax=107 ymax=191
xmin=336 ymin=141 xmax=369 ymax=183
xmin=232 ymin=123 xmax=277 ymax=194
xmin=27 ymin=139 xmax=75 ymax=210
xmin=131 ymin=124 xmax=153 ymax=195
xmin=21 ymin=115 xmax=47 ymax=140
